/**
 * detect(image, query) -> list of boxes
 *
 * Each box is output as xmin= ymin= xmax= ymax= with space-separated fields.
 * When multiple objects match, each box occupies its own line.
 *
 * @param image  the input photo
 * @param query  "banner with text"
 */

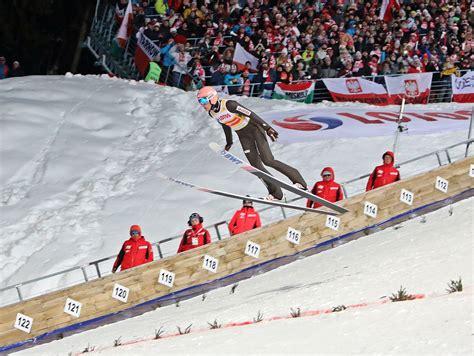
xmin=451 ymin=71 xmax=474 ymax=103
xmin=261 ymin=105 xmax=470 ymax=143
xmin=272 ymin=82 xmax=315 ymax=103
xmin=385 ymin=73 xmax=433 ymax=104
xmin=323 ymin=77 xmax=390 ymax=105
xmin=134 ymin=33 xmax=161 ymax=76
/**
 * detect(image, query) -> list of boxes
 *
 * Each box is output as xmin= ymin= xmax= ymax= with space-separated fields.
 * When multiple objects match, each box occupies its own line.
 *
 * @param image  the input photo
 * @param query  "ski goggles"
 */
xmin=130 ymin=230 xmax=140 ymax=236
xmin=198 ymin=97 xmax=210 ymax=105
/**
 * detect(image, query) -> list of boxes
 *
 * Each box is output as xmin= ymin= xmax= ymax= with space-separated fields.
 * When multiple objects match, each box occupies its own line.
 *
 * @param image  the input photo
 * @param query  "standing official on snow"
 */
xmin=196 ymin=86 xmax=307 ymax=201
xmin=177 ymin=213 xmax=212 ymax=253
xmin=306 ymin=167 xmax=344 ymax=209
xmin=228 ymin=198 xmax=262 ymax=236
xmin=112 ymin=225 xmax=154 ymax=273
xmin=366 ymin=151 xmax=401 ymax=191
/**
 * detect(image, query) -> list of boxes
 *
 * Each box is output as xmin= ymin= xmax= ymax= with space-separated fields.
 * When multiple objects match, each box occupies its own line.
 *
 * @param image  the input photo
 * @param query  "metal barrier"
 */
xmin=207 ymin=70 xmax=467 ymax=104
xmin=1 ymin=138 xmax=472 ymax=306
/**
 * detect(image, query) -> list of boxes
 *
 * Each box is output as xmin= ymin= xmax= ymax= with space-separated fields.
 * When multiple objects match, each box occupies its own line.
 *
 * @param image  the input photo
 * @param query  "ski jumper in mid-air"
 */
xmin=197 ymin=86 xmax=307 ymax=200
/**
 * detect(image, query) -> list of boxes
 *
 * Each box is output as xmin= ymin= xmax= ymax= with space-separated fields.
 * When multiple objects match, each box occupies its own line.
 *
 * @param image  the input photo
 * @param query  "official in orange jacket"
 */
xmin=177 ymin=213 xmax=212 ymax=253
xmin=307 ymin=167 xmax=344 ymax=208
xmin=228 ymin=198 xmax=262 ymax=236
xmin=112 ymin=225 xmax=154 ymax=273
xmin=366 ymin=151 xmax=401 ymax=191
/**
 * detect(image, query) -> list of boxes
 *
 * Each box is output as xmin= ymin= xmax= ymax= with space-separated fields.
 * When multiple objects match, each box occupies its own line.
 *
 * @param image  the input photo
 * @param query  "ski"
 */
xmin=157 ymin=173 xmax=337 ymax=215
xmin=209 ymin=142 xmax=349 ymax=214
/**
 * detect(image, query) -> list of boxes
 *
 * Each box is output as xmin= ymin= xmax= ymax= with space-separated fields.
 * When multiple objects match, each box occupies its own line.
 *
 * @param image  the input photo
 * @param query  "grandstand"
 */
xmin=85 ymin=0 xmax=472 ymax=101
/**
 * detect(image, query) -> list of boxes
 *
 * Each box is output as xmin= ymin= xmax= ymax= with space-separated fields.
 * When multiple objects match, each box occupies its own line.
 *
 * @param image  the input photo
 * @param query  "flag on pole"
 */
xmin=233 ymin=43 xmax=259 ymax=71
xmin=379 ymin=0 xmax=400 ymax=22
xmin=116 ymin=0 xmax=133 ymax=48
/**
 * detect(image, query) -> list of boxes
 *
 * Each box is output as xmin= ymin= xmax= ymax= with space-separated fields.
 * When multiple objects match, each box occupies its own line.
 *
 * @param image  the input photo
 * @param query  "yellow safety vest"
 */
xmin=145 ymin=62 xmax=162 ymax=82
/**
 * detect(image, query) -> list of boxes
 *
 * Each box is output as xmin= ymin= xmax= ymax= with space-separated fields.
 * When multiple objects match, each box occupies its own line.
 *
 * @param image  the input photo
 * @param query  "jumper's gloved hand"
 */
xmin=266 ymin=127 xmax=279 ymax=142
xmin=224 ymin=142 xmax=233 ymax=151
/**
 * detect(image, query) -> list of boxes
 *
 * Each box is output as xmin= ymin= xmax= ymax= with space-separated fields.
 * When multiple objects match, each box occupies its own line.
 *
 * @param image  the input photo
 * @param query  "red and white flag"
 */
xmin=451 ymin=71 xmax=474 ymax=103
xmin=134 ymin=32 xmax=161 ymax=76
xmin=233 ymin=43 xmax=259 ymax=71
xmin=379 ymin=0 xmax=401 ymax=22
xmin=116 ymin=0 xmax=133 ymax=48
xmin=323 ymin=77 xmax=390 ymax=105
xmin=385 ymin=73 xmax=433 ymax=104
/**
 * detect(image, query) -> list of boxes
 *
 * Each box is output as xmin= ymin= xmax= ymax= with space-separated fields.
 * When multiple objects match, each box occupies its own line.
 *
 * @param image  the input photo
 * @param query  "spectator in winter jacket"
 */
xmin=0 ymin=56 xmax=9 ymax=79
xmin=9 ymin=61 xmax=24 ymax=77
xmin=144 ymin=56 xmax=162 ymax=83
xmin=177 ymin=213 xmax=212 ymax=253
xmin=112 ymin=225 xmax=154 ymax=273
xmin=228 ymin=198 xmax=262 ymax=236
xmin=224 ymin=65 xmax=242 ymax=94
xmin=241 ymin=70 xmax=252 ymax=96
xmin=210 ymin=65 xmax=227 ymax=85
xmin=366 ymin=151 xmax=401 ymax=191
xmin=170 ymin=43 xmax=191 ymax=89
xmin=307 ymin=167 xmax=344 ymax=209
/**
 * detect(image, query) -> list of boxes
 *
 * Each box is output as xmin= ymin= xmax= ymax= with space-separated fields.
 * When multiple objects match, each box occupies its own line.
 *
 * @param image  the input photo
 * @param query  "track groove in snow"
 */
xmin=67 ymin=288 xmax=471 ymax=356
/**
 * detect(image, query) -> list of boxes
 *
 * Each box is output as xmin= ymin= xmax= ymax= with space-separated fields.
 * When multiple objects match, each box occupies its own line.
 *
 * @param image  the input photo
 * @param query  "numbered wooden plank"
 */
xmin=435 ymin=176 xmax=449 ymax=193
xmin=286 ymin=227 xmax=302 ymax=245
xmin=325 ymin=215 xmax=340 ymax=231
xmin=112 ymin=284 xmax=130 ymax=303
xmin=469 ymin=164 xmax=474 ymax=177
xmin=14 ymin=313 xmax=33 ymax=333
xmin=202 ymin=255 xmax=219 ymax=273
xmin=63 ymin=298 xmax=82 ymax=318
xmin=364 ymin=201 xmax=378 ymax=218
xmin=400 ymin=189 xmax=414 ymax=206
xmin=245 ymin=240 xmax=261 ymax=258
xmin=158 ymin=269 xmax=175 ymax=287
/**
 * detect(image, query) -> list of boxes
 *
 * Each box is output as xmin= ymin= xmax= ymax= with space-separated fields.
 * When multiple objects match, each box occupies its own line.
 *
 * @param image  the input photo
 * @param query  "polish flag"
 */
xmin=233 ymin=43 xmax=259 ymax=71
xmin=116 ymin=1 xmax=133 ymax=48
xmin=379 ymin=0 xmax=401 ymax=22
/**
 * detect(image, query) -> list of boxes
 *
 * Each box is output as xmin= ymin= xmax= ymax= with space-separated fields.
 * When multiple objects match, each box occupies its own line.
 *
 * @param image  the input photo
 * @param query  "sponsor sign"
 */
xmin=262 ymin=106 xmax=470 ymax=143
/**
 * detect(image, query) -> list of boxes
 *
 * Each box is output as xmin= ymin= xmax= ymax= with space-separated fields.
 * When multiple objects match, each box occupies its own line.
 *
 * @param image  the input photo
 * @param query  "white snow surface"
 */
xmin=0 ymin=75 xmax=472 ymax=300
xmin=15 ymin=198 xmax=473 ymax=355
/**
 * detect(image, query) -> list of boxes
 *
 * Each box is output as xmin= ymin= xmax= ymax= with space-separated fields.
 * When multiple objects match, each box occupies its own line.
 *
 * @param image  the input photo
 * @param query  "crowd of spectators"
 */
xmin=0 ymin=56 xmax=25 ymax=79
xmin=116 ymin=0 xmax=473 ymax=93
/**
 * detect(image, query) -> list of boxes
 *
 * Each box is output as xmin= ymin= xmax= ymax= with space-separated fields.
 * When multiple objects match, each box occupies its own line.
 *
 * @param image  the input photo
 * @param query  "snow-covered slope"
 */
xmin=15 ymin=198 xmax=473 ymax=355
xmin=0 ymin=75 xmax=471 ymax=296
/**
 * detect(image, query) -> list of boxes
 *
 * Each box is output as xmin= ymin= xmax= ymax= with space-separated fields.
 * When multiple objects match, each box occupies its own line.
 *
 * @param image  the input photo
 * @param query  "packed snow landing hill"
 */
xmin=0 ymin=74 xmax=471 ymax=299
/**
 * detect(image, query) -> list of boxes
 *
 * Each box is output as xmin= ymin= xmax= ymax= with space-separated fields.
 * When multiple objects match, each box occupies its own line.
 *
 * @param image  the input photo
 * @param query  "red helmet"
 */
xmin=197 ymin=86 xmax=218 ymax=106
xmin=130 ymin=225 xmax=141 ymax=236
